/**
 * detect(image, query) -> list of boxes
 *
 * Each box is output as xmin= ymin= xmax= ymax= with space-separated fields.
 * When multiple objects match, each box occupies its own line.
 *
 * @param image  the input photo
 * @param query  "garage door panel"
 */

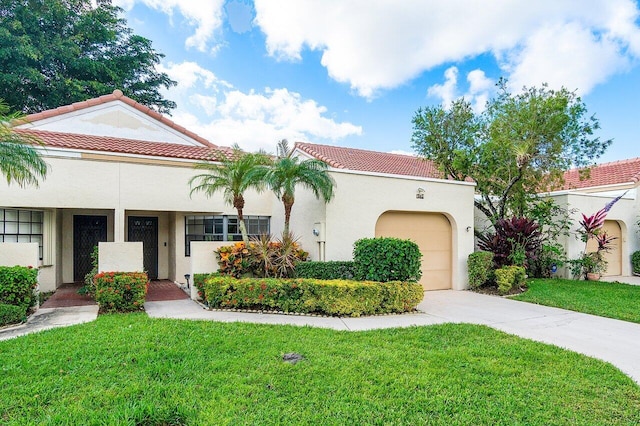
xmin=375 ymin=211 xmax=452 ymax=291
xmin=585 ymin=220 xmax=621 ymax=276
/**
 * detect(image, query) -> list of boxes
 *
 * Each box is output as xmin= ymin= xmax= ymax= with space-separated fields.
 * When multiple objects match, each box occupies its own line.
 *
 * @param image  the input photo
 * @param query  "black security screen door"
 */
xmin=128 ymin=216 xmax=158 ymax=280
xmin=73 ymin=215 xmax=107 ymax=282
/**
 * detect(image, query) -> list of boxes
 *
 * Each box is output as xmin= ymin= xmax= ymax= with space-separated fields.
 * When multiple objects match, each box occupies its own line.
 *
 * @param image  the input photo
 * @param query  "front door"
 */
xmin=73 ymin=215 xmax=107 ymax=282
xmin=128 ymin=216 xmax=158 ymax=280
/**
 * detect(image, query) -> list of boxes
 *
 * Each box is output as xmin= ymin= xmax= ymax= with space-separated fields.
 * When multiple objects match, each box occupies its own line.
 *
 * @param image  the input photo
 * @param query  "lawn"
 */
xmin=1 ymin=315 xmax=639 ymax=425
xmin=513 ymin=278 xmax=640 ymax=323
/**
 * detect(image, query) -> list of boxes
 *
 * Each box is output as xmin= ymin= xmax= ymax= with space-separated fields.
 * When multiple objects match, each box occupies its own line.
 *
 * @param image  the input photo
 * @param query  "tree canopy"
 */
xmin=411 ymin=79 xmax=611 ymax=224
xmin=0 ymin=0 xmax=176 ymax=114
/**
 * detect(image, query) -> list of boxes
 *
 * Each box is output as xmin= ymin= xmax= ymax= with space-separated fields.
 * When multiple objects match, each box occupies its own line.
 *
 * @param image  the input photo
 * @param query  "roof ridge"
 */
xmin=295 ymin=142 xmax=346 ymax=169
xmin=20 ymin=90 xmax=217 ymax=148
xmin=567 ymin=157 xmax=640 ymax=172
xmin=296 ymin=141 xmax=419 ymax=159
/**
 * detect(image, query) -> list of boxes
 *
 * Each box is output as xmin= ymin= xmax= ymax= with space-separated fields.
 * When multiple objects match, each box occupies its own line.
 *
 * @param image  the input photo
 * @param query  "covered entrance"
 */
xmin=128 ymin=216 xmax=158 ymax=280
xmin=375 ymin=211 xmax=452 ymax=290
xmin=73 ymin=215 xmax=107 ymax=282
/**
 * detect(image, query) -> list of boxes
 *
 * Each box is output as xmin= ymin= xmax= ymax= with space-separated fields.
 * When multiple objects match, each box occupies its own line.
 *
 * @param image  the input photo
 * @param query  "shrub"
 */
xmin=468 ymin=251 xmax=494 ymax=289
xmin=94 ymin=272 xmax=149 ymax=313
xmin=202 ymin=276 xmax=424 ymax=317
xmin=353 ymin=237 xmax=422 ymax=282
xmin=81 ymin=245 xmax=99 ymax=296
xmin=494 ymin=265 xmax=527 ymax=295
xmin=216 ymin=234 xmax=309 ymax=278
xmin=0 ymin=265 xmax=38 ymax=314
xmin=295 ymin=261 xmax=356 ymax=280
xmin=632 ymin=251 xmax=640 ymax=275
xmin=193 ymin=273 xmax=222 ymax=302
xmin=0 ymin=303 xmax=25 ymax=327
xmin=477 ymin=217 xmax=542 ymax=269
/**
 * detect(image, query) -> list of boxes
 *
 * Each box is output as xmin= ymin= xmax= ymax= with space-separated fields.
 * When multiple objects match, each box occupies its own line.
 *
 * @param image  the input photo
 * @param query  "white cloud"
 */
xmin=427 ymin=67 xmax=458 ymax=107
xmin=253 ymin=0 xmax=640 ymax=97
xmin=427 ymin=67 xmax=494 ymax=112
xmin=159 ymin=62 xmax=362 ymax=152
xmin=114 ymin=0 xmax=225 ymax=53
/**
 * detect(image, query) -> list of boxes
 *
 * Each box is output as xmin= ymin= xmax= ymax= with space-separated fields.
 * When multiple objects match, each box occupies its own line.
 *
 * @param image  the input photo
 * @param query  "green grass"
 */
xmin=1 ymin=314 xmax=639 ymax=425
xmin=513 ymin=278 xmax=640 ymax=323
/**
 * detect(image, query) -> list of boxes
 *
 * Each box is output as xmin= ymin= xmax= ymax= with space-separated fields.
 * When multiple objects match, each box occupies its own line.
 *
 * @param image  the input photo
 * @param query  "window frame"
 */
xmin=184 ymin=214 xmax=270 ymax=256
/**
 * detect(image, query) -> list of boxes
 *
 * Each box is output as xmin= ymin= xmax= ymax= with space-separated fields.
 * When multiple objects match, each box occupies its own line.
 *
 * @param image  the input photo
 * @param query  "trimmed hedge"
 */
xmin=94 ymin=272 xmax=149 ymax=313
xmin=632 ymin=251 xmax=640 ymax=275
xmin=295 ymin=261 xmax=356 ymax=280
xmin=0 ymin=303 xmax=25 ymax=327
xmin=0 ymin=265 xmax=38 ymax=314
xmin=495 ymin=265 xmax=526 ymax=295
xmin=468 ymin=251 xmax=494 ymax=289
xmin=203 ymin=276 xmax=424 ymax=317
xmin=353 ymin=237 xmax=422 ymax=282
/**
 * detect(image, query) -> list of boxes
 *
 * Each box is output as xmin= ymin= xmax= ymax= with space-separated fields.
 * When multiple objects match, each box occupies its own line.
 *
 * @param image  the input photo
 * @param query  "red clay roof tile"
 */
xmin=21 ymin=89 xmax=217 ymax=148
xmin=295 ymin=142 xmax=442 ymax=179
xmin=561 ymin=158 xmax=640 ymax=190
xmin=17 ymin=129 xmax=231 ymax=162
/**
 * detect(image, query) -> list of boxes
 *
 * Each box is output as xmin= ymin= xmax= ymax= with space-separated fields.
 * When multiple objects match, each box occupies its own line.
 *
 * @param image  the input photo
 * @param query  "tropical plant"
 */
xmin=0 ymin=101 xmax=48 ymax=187
xmin=477 ymin=217 xmax=542 ymax=270
xmin=189 ymin=145 xmax=271 ymax=244
xmin=262 ymin=140 xmax=335 ymax=235
xmin=632 ymin=251 xmax=640 ymax=275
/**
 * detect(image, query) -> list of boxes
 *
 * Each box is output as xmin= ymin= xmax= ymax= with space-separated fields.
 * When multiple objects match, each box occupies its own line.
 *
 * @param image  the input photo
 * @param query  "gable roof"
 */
xmin=20 ymin=89 xmax=216 ymax=148
xmin=295 ymin=142 xmax=442 ymax=179
xmin=561 ymin=157 xmax=640 ymax=190
xmin=17 ymin=129 xmax=232 ymax=162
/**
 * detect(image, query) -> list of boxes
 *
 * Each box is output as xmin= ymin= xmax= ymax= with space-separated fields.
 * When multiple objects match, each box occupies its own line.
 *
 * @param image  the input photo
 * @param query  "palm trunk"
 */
xmin=234 ymin=195 xmax=249 ymax=245
xmin=283 ymin=194 xmax=294 ymax=236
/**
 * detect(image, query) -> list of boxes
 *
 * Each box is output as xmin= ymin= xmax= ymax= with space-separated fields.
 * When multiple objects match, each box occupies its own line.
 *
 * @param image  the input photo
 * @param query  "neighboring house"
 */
xmin=546 ymin=158 xmax=640 ymax=278
xmin=0 ymin=91 xmax=477 ymax=292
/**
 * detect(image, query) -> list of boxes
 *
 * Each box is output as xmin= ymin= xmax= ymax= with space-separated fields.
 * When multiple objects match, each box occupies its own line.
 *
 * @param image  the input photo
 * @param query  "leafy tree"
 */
xmin=0 ymin=100 xmax=48 ymax=187
xmin=412 ymin=79 xmax=611 ymax=224
xmin=263 ymin=140 xmax=335 ymax=236
xmin=0 ymin=0 xmax=176 ymax=114
xmin=189 ymin=146 xmax=271 ymax=244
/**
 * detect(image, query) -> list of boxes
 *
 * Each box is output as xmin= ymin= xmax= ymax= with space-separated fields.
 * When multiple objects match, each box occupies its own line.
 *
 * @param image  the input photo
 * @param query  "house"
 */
xmin=0 ymin=91 xmax=477 ymax=292
xmin=546 ymin=158 xmax=640 ymax=278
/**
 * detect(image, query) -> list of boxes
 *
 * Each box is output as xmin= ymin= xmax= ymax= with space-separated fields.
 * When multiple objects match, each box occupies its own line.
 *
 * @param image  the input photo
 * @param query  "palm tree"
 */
xmin=265 ymin=140 xmax=335 ymax=235
xmin=189 ymin=145 xmax=271 ymax=244
xmin=0 ymin=100 xmax=48 ymax=187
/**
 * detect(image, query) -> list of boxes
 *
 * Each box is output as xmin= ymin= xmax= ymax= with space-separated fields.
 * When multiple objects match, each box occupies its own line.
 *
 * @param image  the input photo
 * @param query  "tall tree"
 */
xmin=0 ymin=100 xmax=48 ymax=187
xmin=264 ymin=140 xmax=335 ymax=236
xmin=189 ymin=146 xmax=271 ymax=245
xmin=0 ymin=0 xmax=176 ymax=114
xmin=412 ymin=79 xmax=611 ymax=224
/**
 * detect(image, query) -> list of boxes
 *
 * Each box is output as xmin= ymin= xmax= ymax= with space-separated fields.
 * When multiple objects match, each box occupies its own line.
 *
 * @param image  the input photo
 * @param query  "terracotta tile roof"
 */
xmin=561 ymin=157 xmax=640 ymax=190
xmin=17 ymin=129 xmax=232 ymax=162
xmin=20 ymin=89 xmax=216 ymax=148
xmin=295 ymin=142 xmax=443 ymax=179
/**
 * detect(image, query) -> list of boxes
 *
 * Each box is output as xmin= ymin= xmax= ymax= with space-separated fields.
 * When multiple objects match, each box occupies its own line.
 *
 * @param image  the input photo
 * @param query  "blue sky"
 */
xmin=113 ymin=0 xmax=640 ymax=163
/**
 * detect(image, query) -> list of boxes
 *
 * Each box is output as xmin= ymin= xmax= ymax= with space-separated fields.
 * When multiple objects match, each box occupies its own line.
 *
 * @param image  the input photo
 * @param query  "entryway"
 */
xmin=128 ymin=216 xmax=158 ymax=280
xmin=73 ymin=215 xmax=107 ymax=282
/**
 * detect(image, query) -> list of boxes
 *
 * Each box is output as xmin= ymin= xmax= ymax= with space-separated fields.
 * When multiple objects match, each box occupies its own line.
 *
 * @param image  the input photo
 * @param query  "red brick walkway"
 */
xmin=41 ymin=283 xmax=96 ymax=308
xmin=146 ymin=280 xmax=190 ymax=302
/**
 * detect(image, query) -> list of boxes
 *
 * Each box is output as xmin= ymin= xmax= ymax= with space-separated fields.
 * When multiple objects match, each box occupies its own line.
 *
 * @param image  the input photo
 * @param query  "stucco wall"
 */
xmin=289 ymin=170 xmax=476 ymax=290
xmin=189 ymin=241 xmax=228 ymax=299
xmin=0 ymin=243 xmax=39 ymax=268
xmin=98 ymin=242 xmax=143 ymax=273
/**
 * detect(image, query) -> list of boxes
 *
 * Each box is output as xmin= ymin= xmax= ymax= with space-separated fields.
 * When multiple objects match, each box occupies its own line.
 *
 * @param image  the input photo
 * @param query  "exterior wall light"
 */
xmin=416 ymin=188 xmax=425 ymax=199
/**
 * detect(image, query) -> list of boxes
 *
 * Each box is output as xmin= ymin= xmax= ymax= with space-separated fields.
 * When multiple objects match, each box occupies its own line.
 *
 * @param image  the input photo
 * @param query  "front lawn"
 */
xmin=1 ymin=315 xmax=639 ymax=425
xmin=513 ymin=278 xmax=640 ymax=323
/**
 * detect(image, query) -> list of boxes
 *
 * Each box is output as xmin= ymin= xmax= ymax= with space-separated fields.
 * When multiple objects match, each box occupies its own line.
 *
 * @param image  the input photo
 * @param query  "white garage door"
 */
xmin=375 ymin=211 xmax=452 ymax=290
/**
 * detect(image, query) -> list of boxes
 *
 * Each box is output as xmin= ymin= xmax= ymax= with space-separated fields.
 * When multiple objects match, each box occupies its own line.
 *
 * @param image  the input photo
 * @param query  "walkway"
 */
xmin=145 ymin=290 xmax=640 ymax=384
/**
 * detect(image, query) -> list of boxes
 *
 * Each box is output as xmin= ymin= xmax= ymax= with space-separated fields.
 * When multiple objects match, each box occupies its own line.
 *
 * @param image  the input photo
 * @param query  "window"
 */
xmin=0 ymin=209 xmax=44 ymax=260
xmin=185 ymin=215 xmax=270 ymax=256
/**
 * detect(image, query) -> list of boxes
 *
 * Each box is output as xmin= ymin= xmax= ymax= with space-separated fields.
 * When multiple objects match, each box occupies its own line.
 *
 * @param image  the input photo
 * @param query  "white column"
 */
xmin=114 ymin=209 xmax=126 ymax=242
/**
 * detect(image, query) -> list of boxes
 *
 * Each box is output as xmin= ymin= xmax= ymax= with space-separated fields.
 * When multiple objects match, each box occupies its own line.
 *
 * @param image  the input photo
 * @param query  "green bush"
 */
xmin=193 ymin=273 xmax=222 ymax=302
xmin=202 ymin=276 xmax=424 ymax=317
xmin=468 ymin=251 xmax=494 ymax=289
xmin=82 ymin=245 xmax=99 ymax=296
xmin=295 ymin=261 xmax=356 ymax=280
xmin=0 ymin=303 xmax=25 ymax=326
xmin=353 ymin=237 xmax=422 ymax=282
xmin=94 ymin=272 xmax=149 ymax=313
xmin=0 ymin=265 xmax=38 ymax=314
xmin=632 ymin=251 xmax=640 ymax=275
xmin=495 ymin=265 xmax=527 ymax=295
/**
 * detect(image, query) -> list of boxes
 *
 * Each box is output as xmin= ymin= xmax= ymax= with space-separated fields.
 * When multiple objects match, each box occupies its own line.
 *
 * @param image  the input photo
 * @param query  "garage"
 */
xmin=587 ymin=220 xmax=622 ymax=276
xmin=375 ymin=211 xmax=452 ymax=290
